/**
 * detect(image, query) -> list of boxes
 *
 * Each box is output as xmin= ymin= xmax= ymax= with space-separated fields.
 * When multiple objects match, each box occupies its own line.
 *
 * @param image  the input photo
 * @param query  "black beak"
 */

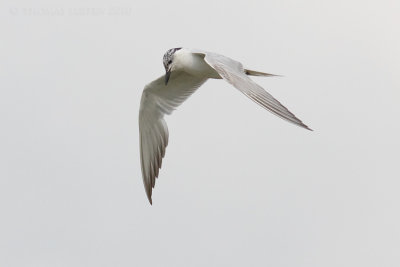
xmin=165 ymin=70 xmax=171 ymax=85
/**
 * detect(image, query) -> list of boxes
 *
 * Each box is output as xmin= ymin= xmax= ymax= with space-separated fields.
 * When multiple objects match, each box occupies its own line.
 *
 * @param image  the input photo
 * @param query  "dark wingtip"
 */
xmin=147 ymin=194 xmax=153 ymax=205
xmin=145 ymin=187 xmax=153 ymax=205
xmin=148 ymin=193 xmax=153 ymax=205
xmin=302 ymin=124 xmax=313 ymax=131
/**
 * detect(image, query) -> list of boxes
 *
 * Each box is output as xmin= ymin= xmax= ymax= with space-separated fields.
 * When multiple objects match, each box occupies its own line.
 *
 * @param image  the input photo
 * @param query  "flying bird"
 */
xmin=139 ymin=48 xmax=311 ymax=204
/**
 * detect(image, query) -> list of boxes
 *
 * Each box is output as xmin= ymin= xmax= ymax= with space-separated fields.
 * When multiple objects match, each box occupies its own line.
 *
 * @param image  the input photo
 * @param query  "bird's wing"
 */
xmin=139 ymin=71 xmax=207 ymax=204
xmin=192 ymin=50 xmax=311 ymax=130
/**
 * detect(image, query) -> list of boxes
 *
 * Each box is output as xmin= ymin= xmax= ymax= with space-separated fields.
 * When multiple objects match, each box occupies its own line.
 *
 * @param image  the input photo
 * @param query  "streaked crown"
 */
xmin=163 ymin=47 xmax=182 ymax=69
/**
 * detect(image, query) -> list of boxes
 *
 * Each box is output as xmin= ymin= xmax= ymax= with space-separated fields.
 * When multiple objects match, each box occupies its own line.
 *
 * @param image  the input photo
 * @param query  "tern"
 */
xmin=139 ymin=48 xmax=311 ymax=204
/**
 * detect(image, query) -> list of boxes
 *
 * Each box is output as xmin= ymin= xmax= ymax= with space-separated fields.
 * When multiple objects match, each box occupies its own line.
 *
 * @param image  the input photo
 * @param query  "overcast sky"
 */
xmin=1 ymin=0 xmax=399 ymax=266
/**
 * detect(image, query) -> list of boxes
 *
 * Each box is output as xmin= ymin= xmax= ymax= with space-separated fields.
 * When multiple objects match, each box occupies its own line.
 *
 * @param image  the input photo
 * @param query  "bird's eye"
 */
xmin=168 ymin=60 xmax=172 ymax=64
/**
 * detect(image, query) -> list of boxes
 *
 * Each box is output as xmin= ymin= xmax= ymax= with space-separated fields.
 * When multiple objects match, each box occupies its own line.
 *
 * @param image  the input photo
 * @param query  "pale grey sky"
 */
xmin=1 ymin=0 xmax=399 ymax=266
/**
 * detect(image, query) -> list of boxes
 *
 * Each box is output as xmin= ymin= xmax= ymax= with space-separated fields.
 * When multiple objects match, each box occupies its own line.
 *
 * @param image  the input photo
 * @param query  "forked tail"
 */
xmin=244 ymin=69 xmax=281 ymax=77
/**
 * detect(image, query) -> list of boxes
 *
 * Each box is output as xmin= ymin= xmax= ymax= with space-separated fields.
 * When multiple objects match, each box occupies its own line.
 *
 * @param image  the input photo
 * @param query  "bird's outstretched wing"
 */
xmin=192 ymin=50 xmax=311 ymax=130
xmin=139 ymin=71 xmax=206 ymax=204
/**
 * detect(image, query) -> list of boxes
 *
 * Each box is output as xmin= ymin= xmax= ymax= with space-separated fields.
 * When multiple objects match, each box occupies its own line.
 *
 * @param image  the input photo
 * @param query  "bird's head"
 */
xmin=163 ymin=47 xmax=182 ymax=85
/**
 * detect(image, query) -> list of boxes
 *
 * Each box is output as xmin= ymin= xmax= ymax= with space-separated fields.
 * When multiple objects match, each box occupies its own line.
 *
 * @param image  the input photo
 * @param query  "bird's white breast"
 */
xmin=173 ymin=49 xmax=221 ymax=79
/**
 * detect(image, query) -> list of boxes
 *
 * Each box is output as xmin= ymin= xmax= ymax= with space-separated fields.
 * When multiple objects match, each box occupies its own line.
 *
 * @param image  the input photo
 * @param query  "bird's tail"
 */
xmin=244 ymin=69 xmax=281 ymax=77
